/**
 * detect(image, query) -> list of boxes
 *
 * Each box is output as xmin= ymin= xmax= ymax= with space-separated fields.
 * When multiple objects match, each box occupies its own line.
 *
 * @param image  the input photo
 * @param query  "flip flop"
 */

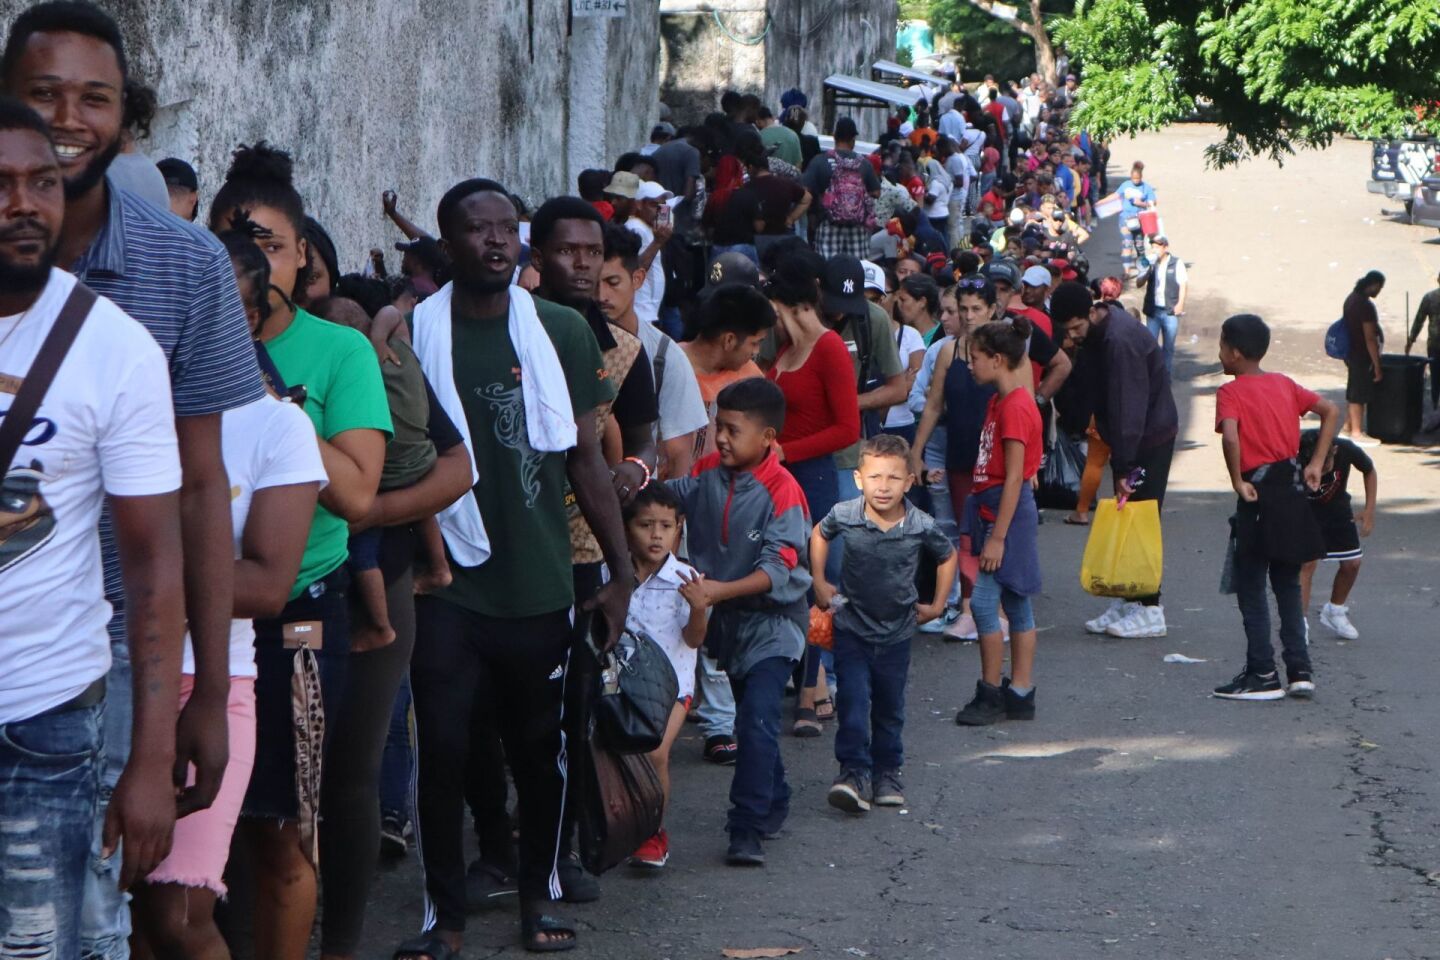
xmin=1064 ymin=515 xmax=1090 ymax=526
xmin=394 ymin=934 xmax=460 ymax=960
xmin=522 ymin=913 xmax=578 ymax=953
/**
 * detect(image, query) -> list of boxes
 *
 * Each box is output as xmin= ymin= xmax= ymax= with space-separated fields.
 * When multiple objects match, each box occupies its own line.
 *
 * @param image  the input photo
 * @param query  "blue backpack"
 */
xmin=1324 ymin=318 xmax=1350 ymax=360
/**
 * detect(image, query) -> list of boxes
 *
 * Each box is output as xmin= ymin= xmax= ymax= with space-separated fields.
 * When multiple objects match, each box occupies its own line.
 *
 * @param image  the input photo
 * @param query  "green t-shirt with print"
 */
xmin=264 ymin=307 xmax=394 ymax=598
xmin=436 ymin=298 xmax=614 ymax=619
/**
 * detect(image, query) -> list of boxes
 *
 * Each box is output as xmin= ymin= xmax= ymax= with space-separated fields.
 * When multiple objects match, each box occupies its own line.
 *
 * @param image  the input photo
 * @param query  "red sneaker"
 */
xmin=629 ymin=829 xmax=669 ymax=869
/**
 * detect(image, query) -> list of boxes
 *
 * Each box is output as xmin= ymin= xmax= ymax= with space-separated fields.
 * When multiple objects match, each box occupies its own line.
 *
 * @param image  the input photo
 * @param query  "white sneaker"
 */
xmin=944 ymin=612 xmax=978 ymax=641
xmin=919 ymin=607 xmax=957 ymax=634
xmin=1320 ymin=603 xmax=1359 ymax=640
xmin=1105 ymin=604 xmax=1167 ymax=638
xmin=1085 ymin=599 xmax=1134 ymax=634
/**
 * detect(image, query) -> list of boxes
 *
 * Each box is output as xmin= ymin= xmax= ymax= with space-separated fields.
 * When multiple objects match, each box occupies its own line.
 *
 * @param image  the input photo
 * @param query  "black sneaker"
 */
xmin=1287 ymin=669 xmax=1316 ymax=698
xmin=380 ymin=815 xmax=410 ymax=859
xmin=1002 ymin=679 xmax=1036 ymax=720
xmin=1213 ymin=669 xmax=1286 ymax=701
xmin=703 ymin=734 xmax=738 ymax=765
xmin=464 ymin=860 xmax=518 ymax=911
xmin=726 ymin=829 xmax=765 ymax=866
xmin=826 ymin=769 xmax=871 ymax=814
xmin=872 ymin=769 xmax=905 ymax=807
xmin=955 ymin=680 xmax=1006 ymax=725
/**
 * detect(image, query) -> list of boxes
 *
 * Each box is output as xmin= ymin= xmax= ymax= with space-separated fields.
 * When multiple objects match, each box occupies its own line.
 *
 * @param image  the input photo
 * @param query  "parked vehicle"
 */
xmin=1367 ymin=137 xmax=1438 ymax=221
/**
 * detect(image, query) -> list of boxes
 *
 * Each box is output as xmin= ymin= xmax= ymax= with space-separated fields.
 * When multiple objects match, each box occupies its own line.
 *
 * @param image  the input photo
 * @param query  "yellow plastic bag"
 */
xmin=1079 ymin=498 xmax=1163 ymax=598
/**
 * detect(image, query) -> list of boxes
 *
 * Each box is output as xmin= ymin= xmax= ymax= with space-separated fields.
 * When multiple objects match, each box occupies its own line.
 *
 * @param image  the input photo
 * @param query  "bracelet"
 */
xmin=622 ymin=456 xmax=653 ymax=490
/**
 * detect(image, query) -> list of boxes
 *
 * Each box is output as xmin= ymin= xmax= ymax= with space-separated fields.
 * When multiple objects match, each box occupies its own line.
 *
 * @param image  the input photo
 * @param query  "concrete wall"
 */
xmin=0 ymin=0 xmax=662 ymax=270
xmin=659 ymin=0 xmax=896 ymax=136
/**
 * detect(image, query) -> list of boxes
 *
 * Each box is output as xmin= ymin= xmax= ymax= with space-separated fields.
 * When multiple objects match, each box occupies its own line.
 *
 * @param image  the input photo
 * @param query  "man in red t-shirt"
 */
xmin=1212 ymin=314 xmax=1339 ymax=703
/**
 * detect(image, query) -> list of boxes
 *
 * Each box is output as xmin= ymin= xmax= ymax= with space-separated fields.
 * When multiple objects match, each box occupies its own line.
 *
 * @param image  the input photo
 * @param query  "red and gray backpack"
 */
xmin=821 ymin=151 xmax=875 ymax=228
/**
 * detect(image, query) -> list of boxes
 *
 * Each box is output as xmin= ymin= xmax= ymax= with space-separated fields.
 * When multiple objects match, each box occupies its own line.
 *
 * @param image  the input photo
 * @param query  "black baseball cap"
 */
xmin=982 ymin=259 xmax=1020 ymax=288
xmin=834 ymin=116 xmax=859 ymax=142
xmin=156 ymin=157 xmax=197 ymax=191
xmin=822 ymin=256 xmax=868 ymax=316
xmin=705 ymin=251 xmax=761 ymax=290
xmin=395 ymin=236 xmax=448 ymax=272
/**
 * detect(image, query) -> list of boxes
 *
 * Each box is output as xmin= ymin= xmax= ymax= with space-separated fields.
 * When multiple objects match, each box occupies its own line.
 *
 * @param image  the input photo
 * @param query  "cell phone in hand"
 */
xmin=657 ymin=204 xmax=672 ymax=229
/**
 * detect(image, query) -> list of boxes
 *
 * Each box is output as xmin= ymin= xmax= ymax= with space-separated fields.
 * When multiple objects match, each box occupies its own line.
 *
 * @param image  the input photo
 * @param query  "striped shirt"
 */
xmin=72 ymin=179 xmax=266 ymax=647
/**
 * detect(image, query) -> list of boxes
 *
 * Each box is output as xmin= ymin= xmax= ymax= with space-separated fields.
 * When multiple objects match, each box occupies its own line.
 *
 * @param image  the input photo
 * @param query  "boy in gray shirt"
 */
xmin=811 ymin=435 xmax=956 ymax=814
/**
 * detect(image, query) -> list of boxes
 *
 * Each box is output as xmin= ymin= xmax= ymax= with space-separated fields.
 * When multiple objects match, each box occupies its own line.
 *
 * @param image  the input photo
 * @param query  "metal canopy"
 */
xmin=822 ymin=73 xmax=930 ymax=111
xmin=870 ymin=59 xmax=947 ymax=87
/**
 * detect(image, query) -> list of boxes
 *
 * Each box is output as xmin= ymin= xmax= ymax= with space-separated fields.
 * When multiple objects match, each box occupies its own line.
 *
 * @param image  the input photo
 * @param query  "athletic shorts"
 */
xmin=1345 ymin=357 xmax=1376 ymax=405
xmin=1314 ymin=500 xmax=1362 ymax=561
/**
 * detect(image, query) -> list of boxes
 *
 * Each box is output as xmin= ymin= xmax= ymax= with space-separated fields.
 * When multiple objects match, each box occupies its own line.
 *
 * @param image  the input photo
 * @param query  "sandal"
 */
xmin=394 ymin=934 xmax=460 ymax=960
xmin=522 ymin=912 xmax=578 ymax=953
xmin=813 ymin=697 xmax=836 ymax=722
xmin=792 ymin=707 xmax=822 ymax=738
xmin=1064 ymin=514 xmax=1090 ymax=526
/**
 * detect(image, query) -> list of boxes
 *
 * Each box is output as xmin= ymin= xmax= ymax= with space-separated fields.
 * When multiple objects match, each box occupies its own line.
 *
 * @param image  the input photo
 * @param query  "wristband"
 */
xmin=622 ymin=456 xmax=653 ymax=490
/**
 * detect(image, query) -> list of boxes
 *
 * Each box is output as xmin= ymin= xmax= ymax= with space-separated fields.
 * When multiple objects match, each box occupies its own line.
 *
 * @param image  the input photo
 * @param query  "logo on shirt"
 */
xmin=0 ymin=460 xmax=57 ymax=574
xmin=478 ymin=383 xmax=544 ymax=508
xmin=747 ymin=529 xmax=762 ymax=542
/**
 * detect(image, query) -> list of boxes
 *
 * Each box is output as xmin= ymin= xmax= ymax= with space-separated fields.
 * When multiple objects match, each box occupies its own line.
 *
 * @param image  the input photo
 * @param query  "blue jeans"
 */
xmin=82 ymin=654 xmax=131 ymax=959
xmin=831 ymin=632 xmax=910 ymax=776
xmin=657 ymin=305 xmax=683 ymax=342
xmin=1 ymin=701 xmax=105 ymax=960
xmin=925 ymin=472 xmax=963 ymax=608
xmin=727 ymin=656 xmax=793 ymax=836
xmin=1146 ymin=310 xmax=1178 ymax=372
xmin=1234 ymin=551 xmax=1310 ymax=676
xmin=971 ymin=571 xmax=1035 ymax=636
xmin=695 ymin=652 xmax=736 ymax=738
xmin=379 ymin=674 xmax=412 ymax=822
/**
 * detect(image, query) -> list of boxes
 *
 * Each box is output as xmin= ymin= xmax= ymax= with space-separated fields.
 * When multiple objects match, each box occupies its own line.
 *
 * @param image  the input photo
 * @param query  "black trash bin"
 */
xmin=1366 ymin=354 xmax=1428 ymax=443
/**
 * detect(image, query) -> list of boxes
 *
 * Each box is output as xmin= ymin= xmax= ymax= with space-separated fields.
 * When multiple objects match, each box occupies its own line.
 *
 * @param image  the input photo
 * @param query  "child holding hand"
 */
xmin=623 ymin=485 xmax=708 ymax=869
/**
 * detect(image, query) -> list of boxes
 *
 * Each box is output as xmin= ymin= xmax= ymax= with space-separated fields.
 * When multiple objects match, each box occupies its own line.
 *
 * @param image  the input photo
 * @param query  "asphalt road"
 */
xmin=334 ymin=126 xmax=1440 ymax=960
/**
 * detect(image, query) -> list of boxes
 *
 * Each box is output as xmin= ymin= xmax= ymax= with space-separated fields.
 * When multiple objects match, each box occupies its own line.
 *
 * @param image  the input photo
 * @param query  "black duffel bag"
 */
xmin=576 ymin=742 xmax=665 ymax=875
xmin=592 ymin=629 xmax=679 ymax=755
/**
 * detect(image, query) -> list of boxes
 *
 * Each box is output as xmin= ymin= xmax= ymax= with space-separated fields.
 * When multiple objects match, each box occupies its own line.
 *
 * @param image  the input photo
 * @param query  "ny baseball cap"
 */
xmin=822 ymin=256 xmax=868 ymax=316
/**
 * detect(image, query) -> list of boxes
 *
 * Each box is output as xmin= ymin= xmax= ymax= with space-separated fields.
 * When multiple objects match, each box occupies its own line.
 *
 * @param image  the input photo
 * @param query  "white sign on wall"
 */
xmin=573 ymin=0 xmax=628 ymax=16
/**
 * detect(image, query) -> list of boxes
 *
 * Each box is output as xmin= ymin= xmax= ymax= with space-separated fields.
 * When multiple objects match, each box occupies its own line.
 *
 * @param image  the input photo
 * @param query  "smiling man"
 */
xmin=2 ymin=4 xmax=264 ymax=954
xmin=0 ymin=97 xmax=185 ymax=958
xmin=404 ymin=178 xmax=634 ymax=957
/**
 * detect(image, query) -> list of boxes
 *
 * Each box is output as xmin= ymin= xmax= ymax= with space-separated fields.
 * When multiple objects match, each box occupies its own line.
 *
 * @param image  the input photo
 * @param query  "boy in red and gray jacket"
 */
xmin=667 ymin=378 xmax=811 ymax=867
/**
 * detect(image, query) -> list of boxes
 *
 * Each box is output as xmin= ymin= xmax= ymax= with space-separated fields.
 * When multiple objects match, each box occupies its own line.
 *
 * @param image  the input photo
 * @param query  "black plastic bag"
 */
xmin=576 ymin=741 xmax=665 ymax=876
xmin=1037 ymin=431 xmax=1084 ymax=510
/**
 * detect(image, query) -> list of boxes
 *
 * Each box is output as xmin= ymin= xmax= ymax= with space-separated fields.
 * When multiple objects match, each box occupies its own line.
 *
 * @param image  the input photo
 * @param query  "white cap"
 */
xmin=636 ymin=181 xmax=673 ymax=201
xmin=860 ymin=260 xmax=886 ymax=294
xmin=1022 ymin=265 xmax=1052 ymax=287
xmin=1009 ymin=207 xmax=1026 ymax=225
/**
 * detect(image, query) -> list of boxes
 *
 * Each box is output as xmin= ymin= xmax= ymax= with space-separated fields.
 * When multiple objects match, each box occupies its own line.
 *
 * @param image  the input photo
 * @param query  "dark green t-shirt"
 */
xmin=434 ymin=298 xmax=614 ymax=619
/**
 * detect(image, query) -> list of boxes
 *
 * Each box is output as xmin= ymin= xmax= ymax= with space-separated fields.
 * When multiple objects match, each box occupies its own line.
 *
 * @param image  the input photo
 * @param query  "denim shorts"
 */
xmin=244 ymin=566 xmax=351 ymax=820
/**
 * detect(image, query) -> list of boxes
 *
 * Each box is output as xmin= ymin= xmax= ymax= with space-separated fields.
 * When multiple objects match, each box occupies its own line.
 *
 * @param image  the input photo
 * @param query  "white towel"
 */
xmin=411 ymin=282 xmax=577 ymax=567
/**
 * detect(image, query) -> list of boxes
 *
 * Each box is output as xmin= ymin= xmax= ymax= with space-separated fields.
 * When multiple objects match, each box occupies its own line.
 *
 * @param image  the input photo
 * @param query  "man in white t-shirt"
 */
xmin=0 ymin=107 xmax=184 ymax=948
xmin=606 ymin=172 xmax=675 ymax=331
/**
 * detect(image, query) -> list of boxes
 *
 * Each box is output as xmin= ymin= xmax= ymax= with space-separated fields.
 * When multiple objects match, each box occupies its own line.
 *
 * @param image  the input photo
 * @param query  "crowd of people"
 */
xmin=0 ymin=3 xmax=1384 ymax=959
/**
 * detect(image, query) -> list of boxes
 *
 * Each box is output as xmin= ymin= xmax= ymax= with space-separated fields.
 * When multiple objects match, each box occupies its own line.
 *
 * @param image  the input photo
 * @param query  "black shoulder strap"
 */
xmin=0 ymin=282 xmax=95 ymax=478
xmin=852 ymin=311 xmax=874 ymax=391
xmin=652 ymin=335 xmax=667 ymax=401
xmin=254 ymin=341 xmax=290 ymax=396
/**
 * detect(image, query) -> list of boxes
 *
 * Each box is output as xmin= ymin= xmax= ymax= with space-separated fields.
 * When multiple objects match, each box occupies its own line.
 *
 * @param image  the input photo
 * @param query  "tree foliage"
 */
xmin=1057 ymin=0 xmax=1440 ymax=166
xmin=927 ymin=0 xmax=1075 ymax=82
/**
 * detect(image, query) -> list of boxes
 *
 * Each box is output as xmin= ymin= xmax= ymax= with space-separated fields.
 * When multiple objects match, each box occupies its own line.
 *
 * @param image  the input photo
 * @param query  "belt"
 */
xmin=33 ymin=677 xmax=106 ymax=719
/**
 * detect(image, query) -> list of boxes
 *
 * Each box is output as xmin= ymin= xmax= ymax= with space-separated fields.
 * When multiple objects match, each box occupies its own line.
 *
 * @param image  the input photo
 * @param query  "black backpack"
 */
xmin=660 ymin=237 xmax=701 ymax=310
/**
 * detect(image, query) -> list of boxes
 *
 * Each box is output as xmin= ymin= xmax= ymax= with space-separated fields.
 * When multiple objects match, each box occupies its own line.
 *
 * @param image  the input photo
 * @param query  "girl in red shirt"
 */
xmin=765 ymin=252 xmax=860 ymax=735
xmin=955 ymin=317 xmax=1044 ymax=726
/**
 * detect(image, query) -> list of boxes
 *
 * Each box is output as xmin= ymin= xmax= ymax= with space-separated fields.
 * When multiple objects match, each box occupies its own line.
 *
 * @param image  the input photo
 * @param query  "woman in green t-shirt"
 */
xmin=208 ymin=142 xmax=392 ymax=960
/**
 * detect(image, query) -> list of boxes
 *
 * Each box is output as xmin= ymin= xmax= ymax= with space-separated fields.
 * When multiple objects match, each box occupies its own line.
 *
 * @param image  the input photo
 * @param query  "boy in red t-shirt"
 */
xmin=1212 ymin=314 xmax=1339 ymax=702
xmin=954 ymin=318 xmax=1045 ymax=726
